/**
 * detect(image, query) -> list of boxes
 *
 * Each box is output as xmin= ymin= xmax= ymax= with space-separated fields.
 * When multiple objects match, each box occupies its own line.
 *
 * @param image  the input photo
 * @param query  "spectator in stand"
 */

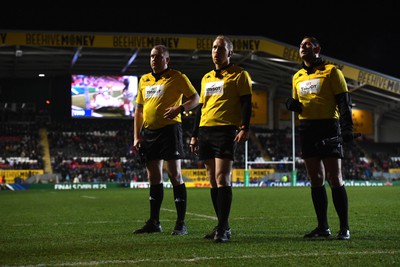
xmin=73 ymin=174 xmax=80 ymax=183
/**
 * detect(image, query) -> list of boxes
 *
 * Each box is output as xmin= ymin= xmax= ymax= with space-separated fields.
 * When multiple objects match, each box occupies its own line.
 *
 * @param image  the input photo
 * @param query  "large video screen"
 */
xmin=71 ymin=75 xmax=138 ymax=119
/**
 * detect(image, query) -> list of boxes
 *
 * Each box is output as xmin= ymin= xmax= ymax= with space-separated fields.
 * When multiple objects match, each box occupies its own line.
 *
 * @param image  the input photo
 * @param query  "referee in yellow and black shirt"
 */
xmin=190 ymin=35 xmax=253 ymax=243
xmin=287 ymin=36 xmax=353 ymax=240
xmin=133 ymin=44 xmax=199 ymax=236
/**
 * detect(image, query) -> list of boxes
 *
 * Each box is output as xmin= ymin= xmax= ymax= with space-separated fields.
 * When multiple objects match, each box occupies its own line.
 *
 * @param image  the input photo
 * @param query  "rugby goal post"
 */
xmin=244 ymin=112 xmax=297 ymax=187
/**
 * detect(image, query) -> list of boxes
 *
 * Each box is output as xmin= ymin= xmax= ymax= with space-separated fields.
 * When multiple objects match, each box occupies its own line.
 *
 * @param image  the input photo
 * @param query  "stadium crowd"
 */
xmin=1 ymin=116 xmax=400 ymax=184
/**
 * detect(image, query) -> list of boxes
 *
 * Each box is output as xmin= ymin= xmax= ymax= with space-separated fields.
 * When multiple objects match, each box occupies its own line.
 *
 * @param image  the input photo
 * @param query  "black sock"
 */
xmin=311 ymin=186 xmax=329 ymax=229
xmin=217 ymin=186 xmax=232 ymax=230
xmin=210 ymin=187 xmax=218 ymax=217
xmin=149 ymin=183 xmax=164 ymax=223
xmin=173 ymin=183 xmax=187 ymax=222
xmin=332 ymin=185 xmax=349 ymax=230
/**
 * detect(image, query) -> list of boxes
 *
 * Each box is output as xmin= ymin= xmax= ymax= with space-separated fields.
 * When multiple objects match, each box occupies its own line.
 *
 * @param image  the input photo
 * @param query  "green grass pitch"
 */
xmin=1 ymin=186 xmax=399 ymax=266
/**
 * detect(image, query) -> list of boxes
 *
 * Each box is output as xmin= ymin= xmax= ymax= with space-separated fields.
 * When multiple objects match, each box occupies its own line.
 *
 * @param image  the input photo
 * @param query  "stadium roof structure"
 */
xmin=1 ymin=30 xmax=399 ymax=122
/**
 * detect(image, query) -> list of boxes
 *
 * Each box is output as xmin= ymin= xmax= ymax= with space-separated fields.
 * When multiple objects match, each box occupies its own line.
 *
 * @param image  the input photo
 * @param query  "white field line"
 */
xmin=6 ymin=209 xmax=399 ymax=266
xmin=162 ymin=208 xmax=217 ymax=220
xmin=8 ymin=250 xmax=400 ymax=267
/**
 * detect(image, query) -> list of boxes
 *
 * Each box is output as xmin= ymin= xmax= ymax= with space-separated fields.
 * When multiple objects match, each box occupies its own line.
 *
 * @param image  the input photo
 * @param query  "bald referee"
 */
xmin=133 ymin=44 xmax=199 ymax=235
xmin=190 ymin=35 xmax=253 ymax=243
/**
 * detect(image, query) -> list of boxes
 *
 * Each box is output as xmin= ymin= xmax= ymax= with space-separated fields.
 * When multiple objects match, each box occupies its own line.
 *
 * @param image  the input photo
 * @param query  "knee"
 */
xmin=328 ymin=179 xmax=344 ymax=188
xmin=169 ymin=174 xmax=184 ymax=186
xmin=308 ymin=176 xmax=325 ymax=187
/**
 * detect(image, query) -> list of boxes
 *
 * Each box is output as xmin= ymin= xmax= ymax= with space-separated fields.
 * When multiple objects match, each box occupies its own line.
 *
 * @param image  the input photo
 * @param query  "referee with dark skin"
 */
xmin=190 ymin=35 xmax=253 ymax=243
xmin=287 ymin=36 xmax=353 ymax=240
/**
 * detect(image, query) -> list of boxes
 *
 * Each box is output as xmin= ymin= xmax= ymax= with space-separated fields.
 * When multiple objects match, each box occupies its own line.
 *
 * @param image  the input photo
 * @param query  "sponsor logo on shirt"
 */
xmin=299 ymin=78 xmax=320 ymax=95
xmin=204 ymin=81 xmax=224 ymax=96
xmin=145 ymin=84 xmax=164 ymax=98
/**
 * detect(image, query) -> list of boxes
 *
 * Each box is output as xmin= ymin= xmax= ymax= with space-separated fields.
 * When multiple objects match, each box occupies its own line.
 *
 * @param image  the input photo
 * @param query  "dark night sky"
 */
xmin=2 ymin=2 xmax=399 ymax=78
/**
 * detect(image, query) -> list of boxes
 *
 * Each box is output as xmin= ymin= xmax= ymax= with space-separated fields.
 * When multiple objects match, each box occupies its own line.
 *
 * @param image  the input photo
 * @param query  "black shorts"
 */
xmin=142 ymin=123 xmax=184 ymax=161
xmin=299 ymin=119 xmax=344 ymax=159
xmin=198 ymin=126 xmax=238 ymax=161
